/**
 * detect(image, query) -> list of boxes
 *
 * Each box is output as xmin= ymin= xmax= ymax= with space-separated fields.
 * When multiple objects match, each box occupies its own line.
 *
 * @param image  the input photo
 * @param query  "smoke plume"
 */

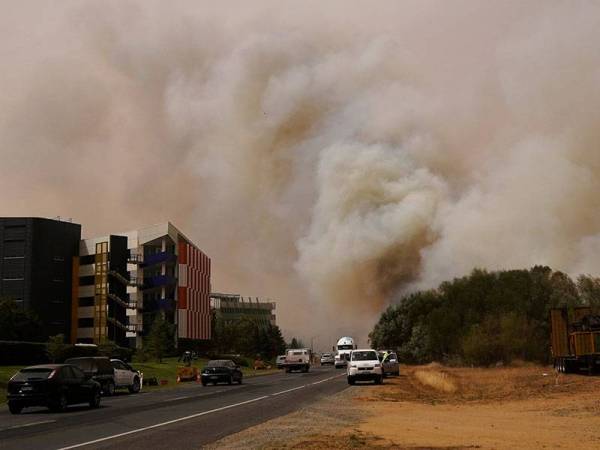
xmin=2 ymin=0 xmax=600 ymax=344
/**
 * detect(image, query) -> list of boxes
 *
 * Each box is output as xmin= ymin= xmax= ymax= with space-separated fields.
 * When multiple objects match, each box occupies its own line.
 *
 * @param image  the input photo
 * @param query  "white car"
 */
xmin=347 ymin=349 xmax=383 ymax=385
xmin=110 ymin=359 xmax=142 ymax=393
xmin=320 ymin=353 xmax=335 ymax=365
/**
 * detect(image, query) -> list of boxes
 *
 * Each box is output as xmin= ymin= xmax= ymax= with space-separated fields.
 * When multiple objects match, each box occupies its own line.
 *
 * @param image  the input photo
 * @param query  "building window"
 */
xmin=79 ymin=275 xmax=95 ymax=286
xmin=78 ymin=318 xmax=94 ymax=328
xmin=78 ymin=297 xmax=95 ymax=307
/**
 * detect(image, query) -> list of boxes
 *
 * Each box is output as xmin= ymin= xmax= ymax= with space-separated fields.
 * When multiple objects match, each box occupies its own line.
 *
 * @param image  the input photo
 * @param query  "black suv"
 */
xmin=7 ymin=364 xmax=101 ymax=414
xmin=201 ymin=360 xmax=243 ymax=386
xmin=64 ymin=357 xmax=116 ymax=396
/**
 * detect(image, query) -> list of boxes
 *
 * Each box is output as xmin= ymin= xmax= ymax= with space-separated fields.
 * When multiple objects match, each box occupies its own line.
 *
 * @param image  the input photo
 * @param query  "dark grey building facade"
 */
xmin=0 ymin=217 xmax=81 ymax=340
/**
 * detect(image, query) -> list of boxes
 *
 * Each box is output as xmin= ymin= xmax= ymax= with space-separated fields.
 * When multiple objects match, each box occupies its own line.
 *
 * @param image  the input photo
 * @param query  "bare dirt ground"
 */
xmin=207 ymin=364 xmax=600 ymax=449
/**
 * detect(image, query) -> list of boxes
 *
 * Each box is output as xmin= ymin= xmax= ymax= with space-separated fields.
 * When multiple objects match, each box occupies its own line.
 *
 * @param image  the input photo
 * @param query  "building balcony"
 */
xmin=142 ymin=275 xmax=176 ymax=289
xmin=141 ymin=251 xmax=177 ymax=268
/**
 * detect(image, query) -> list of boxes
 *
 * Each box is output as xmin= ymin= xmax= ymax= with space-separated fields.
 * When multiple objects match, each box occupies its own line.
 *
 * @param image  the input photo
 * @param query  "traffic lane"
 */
xmin=73 ymin=371 xmax=347 ymax=450
xmin=0 ymin=367 xmax=341 ymax=450
xmin=0 ymin=368 xmax=301 ymax=431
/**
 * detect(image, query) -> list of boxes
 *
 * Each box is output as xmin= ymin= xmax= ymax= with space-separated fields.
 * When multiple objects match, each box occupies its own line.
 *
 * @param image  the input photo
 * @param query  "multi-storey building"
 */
xmin=0 ymin=217 xmax=81 ymax=340
xmin=75 ymin=235 xmax=132 ymax=347
xmin=210 ymin=293 xmax=276 ymax=329
xmin=74 ymin=222 xmax=211 ymax=349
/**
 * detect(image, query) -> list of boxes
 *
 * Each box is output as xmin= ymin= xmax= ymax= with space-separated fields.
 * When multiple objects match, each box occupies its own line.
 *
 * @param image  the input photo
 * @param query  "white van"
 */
xmin=347 ymin=349 xmax=383 ymax=385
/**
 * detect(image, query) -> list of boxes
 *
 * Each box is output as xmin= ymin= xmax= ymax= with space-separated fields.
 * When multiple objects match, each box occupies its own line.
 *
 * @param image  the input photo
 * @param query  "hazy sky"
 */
xmin=2 ymin=1 xmax=600 ymax=346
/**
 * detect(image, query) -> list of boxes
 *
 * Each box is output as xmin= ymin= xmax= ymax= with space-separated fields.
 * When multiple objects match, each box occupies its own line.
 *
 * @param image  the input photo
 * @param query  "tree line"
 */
xmin=369 ymin=266 xmax=600 ymax=366
xmin=0 ymin=297 xmax=287 ymax=362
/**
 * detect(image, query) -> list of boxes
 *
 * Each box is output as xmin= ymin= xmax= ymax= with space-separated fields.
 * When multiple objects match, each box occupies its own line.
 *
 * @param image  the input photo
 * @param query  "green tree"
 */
xmin=47 ymin=334 xmax=67 ymax=363
xmin=369 ymin=266 xmax=582 ymax=366
xmin=0 ymin=297 xmax=44 ymax=341
xmin=577 ymin=274 xmax=600 ymax=312
xmin=145 ymin=314 xmax=175 ymax=362
xmin=288 ymin=337 xmax=304 ymax=349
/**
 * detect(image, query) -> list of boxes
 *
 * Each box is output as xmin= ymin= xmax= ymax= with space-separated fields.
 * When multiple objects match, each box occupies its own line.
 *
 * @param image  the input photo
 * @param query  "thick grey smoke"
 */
xmin=2 ymin=0 xmax=600 ymax=343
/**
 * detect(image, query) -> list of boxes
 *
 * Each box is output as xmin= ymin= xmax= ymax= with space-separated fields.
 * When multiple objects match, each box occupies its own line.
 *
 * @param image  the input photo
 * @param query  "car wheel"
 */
xmin=8 ymin=401 xmax=23 ymax=415
xmin=212 ymin=381 xmax=217 ymax=385
xmin=50 ymin=392 xmax=68 ymax=413
xmin=228 ymin=375 xmax=233 ymax=385
xmin=396 ymin=370 xmax=400 ymax=376
xmin=129 ymin=377 xmax=141 ymax=394
xmin=201 ymin=380 xmax=207 ymax=386
xmin=347 ymin=377 xmax=355 ymax=385
xmin=89 ymin=389 xmax=101 ymax=409
xmin=237 ymin=377 xmax=243 ymax=385
xmin=375 ymin=376 xmax=383 ymax=385
xmin=104 ymin=381 xmax=115 ymax=396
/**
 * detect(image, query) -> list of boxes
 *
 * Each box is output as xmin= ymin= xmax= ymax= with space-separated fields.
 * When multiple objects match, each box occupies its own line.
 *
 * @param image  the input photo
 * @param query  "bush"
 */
xmin=0 ymin=340 xmax=49 ymax=365
xmin=60 ymin=344 xmax=98 ymax=361
xmin=0 ymin=339 xmax=134 ymax=365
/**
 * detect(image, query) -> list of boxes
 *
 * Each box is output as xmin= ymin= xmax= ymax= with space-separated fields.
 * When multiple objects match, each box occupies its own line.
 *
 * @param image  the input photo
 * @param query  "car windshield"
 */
xmin=12 ymin=368 xmax=54 ymax=381
xmin=207 ymin=360 xmax=232 ymax=367
xmin=352 ymin=351 xmax=378 ymax=361
xmin=338 ymin=344 xmax=353 ymax=350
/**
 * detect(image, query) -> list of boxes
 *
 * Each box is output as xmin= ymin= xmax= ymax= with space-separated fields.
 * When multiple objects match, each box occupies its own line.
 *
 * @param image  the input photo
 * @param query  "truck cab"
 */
xmin=284 ymin=348 xmax=311 ymax=373
xmin=334 ymin=336 xmax=357 ymax=369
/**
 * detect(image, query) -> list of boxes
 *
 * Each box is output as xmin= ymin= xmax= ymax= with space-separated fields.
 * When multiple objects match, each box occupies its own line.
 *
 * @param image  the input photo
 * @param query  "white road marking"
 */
xmin=56 ymin=396 xmax=269 ymax=450
xmin=4 ymin=419 xmax=56 ymax=430
xmin=311 ymin=374 xmax=345 ymax=385
xmin=166 ymin=395 xmax=192 ymax=401
xmin=56 ymin=371 xmax=342 ymax=449
xmin=271 ymin=385 xmax=306 ymax=396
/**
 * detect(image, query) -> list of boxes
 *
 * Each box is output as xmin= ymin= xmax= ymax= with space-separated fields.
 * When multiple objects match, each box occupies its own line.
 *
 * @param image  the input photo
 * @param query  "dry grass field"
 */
xmin=209 ymin=364 xmax=600 ymax=449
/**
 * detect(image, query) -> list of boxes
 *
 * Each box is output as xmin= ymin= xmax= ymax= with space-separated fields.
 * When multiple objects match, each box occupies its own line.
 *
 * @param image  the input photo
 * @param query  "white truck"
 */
xmin=283 ymin=348 xmax=311 ymax=373
xmin=334 ymin=336 xmax=357 ymax=369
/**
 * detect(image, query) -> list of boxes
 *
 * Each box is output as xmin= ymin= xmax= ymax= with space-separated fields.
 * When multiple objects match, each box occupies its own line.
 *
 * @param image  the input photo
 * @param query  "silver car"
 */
xmin=320 ymin=352 xmax=335 ymax=365
xmin=276 ymin=355 xmax=286 ymax=369
xmin=380 ymin=352 xmax=400 ymax=376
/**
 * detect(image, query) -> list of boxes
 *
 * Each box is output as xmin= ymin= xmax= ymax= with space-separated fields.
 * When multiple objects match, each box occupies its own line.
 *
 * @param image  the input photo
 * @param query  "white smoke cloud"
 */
xmin=2 ymin=0 xmax=600 ymax=343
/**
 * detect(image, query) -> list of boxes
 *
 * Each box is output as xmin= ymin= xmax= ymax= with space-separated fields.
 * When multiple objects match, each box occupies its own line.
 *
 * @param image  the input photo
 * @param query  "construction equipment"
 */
xmin=551 ymin=307 xmax=600 ymax=374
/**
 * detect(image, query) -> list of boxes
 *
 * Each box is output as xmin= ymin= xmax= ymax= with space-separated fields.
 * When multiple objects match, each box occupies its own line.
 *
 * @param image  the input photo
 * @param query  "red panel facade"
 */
xmin=177 ymin=239 xmax=211 ymax=340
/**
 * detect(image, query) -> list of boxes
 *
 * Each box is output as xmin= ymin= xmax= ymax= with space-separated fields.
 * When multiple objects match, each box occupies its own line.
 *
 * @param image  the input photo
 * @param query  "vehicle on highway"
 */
xmin=320 ymin=352 xmax=335 ymax=365
xmin=201 ymin=360 xmax=243 ymax=385
xmin=334 ymin=336 xmax=357 ymax=369
xmin=347 ymin=349 xmax=383 ymax=385
xmin=276 ymin=354 xmax=286 ymax=369
xmin=110 ymin=359 xmax=142 ymax=393
xmin=283 ymin=348 xmax=311 ymax=373
xmin=380 ymin=352 xmax=400 ymax=377
xmin=64 ymin=356 xmax=115 ymax=396
xmin=6 ymin=364 xmax=101 ymax=414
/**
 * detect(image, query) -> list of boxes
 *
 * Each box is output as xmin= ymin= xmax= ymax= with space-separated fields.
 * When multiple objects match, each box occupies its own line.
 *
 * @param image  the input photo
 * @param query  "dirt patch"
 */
xmin=204 ymin=389 xmax=363 ymax=449
xmin=206 ymin=365 xmax=600 ymax=449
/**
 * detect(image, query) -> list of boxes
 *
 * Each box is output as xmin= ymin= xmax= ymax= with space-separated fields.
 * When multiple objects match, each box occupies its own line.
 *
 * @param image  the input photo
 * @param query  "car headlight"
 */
xmin=350 ymin=364 xmax=357 ymax=368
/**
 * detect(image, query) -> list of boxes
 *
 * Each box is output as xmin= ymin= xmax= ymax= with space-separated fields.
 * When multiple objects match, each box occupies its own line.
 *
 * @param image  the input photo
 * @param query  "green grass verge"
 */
xmin=0 ymin=366 xmax=22 ymax=404
xmin=1 ymin=357 xmax=281 ymax=403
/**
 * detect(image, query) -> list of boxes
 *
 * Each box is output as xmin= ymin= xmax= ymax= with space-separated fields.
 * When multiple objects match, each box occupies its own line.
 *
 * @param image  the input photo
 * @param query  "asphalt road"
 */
xmin=0 ymin=366 xmax=347 ymax=450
